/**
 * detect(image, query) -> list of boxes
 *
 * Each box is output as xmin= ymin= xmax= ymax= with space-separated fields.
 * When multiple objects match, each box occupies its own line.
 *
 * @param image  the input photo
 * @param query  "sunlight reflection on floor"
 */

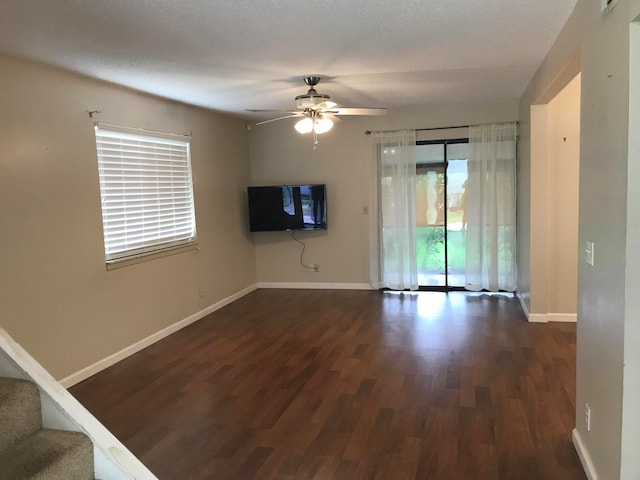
xmin=380 ymin=290 xmax=518 ymax=353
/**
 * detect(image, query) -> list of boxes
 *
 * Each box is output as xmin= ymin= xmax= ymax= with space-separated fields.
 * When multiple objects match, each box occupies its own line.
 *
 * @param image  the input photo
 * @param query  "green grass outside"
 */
xmin=416 ymin=226 xmax=466 ymax=274
xmin=381 ymin=225 xmax=466 ymax=275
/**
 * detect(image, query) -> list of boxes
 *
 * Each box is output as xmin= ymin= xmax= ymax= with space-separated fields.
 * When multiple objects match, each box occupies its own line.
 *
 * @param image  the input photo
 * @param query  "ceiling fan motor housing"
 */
xmin=295 ymin=76 xmax=331 ymax=108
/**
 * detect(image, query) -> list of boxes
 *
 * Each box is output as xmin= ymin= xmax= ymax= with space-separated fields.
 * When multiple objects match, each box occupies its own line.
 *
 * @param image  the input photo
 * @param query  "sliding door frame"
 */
xmin=416 ymin=137 xmax=469 ymax=291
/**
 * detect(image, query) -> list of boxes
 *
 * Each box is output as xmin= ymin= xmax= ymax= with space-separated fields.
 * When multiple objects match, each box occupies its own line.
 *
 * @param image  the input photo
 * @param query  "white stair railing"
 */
xmin=0 ymin=328 xmax=158 ymax=480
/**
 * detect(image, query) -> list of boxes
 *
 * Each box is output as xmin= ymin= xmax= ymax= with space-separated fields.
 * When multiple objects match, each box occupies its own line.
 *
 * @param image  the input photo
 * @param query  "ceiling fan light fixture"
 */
xmin=250 ymin=76 xmax=386 ymax=148
xmin=294 ymin=117 xmax=314 ymax=134
xmin=314 ymin=117 xmax=334 ymax=134
xmin=294 ymin=116 xmax=333 ymax=135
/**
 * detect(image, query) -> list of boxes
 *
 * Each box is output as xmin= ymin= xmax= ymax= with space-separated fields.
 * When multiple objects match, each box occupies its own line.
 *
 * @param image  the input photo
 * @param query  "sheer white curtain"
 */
xmin=370 ymin=130 xmax=418 ymax=290
xmin=465 ymin=123 xmax=517 ymax=291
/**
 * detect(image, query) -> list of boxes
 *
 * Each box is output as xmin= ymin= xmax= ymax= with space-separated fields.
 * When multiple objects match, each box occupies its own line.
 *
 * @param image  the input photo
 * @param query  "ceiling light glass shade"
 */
xmin=295 ymin=93 xmax=331 ymax=109
xmin=314 ymin=117 xmax=334 ymax=134
xmin=294 ymin=117 xmax=314 ymax=134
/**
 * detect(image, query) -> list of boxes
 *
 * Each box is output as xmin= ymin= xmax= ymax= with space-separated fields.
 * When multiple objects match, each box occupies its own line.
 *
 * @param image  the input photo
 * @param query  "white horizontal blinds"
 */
xmin=95 ymin=124 xmax=197 ymax=262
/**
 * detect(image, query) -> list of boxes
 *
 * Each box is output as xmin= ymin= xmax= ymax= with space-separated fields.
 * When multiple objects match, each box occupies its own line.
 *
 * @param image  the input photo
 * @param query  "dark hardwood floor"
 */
xmin=69 ymin=289 xmax=586 ymax=480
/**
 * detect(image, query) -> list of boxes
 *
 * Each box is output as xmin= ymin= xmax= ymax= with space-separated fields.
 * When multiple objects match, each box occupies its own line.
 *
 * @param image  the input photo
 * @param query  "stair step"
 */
xmin=0 ymin=378 xmax=42 ymax=452
xmin=0 ymin=429 xmax=94 ymax=480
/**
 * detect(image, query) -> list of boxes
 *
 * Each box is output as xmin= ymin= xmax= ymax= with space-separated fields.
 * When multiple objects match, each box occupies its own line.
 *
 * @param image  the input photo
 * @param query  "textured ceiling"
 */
xmin=0 ymin=0 xmax=578 ymax=119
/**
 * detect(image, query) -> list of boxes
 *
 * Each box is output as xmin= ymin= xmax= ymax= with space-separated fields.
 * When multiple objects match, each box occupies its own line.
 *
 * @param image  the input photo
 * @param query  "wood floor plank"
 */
xmin=69 ymin=290 xmax=586 ymax=479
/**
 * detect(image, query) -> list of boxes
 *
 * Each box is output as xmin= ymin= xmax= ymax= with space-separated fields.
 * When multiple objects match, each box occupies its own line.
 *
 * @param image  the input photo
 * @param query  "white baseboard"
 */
xmin=548 ymin=313 xmax=577 ymax=323
xmin=515 ymin=290 xmax=577 ymax=323
xmin=527 ymin=312 xmax=578 ymax=323
xmin=573 ymin=428 xmax=598 ymax=480
xmin=515 ymin=289 xmax=530 ymax=320
xmin=258 ymin=282 xmax=373 ymax=290
xmin=60 ymin=283 xmax=259 ymax=388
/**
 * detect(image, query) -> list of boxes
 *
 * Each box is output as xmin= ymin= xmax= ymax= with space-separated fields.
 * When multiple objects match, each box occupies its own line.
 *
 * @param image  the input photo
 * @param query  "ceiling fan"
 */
xmin=246 ymin=76 xmax=386 ymax=148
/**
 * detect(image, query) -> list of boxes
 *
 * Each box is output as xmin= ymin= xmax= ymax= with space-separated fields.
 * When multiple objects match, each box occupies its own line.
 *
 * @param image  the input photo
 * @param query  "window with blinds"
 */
xmin=94 ymin=123 xmax=197 ymax=264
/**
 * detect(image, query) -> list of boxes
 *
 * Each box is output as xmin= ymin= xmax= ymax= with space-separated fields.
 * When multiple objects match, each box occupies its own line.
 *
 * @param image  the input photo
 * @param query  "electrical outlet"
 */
xmin=311 ymin=264 xmax=319 ymax=272
xmin=199 ymin=288 xmax=204 ymax=298
xmin=362 ymin=205 xmax=369 ymax=215
xmin=585 ymin=403 xmax=591 ymax=431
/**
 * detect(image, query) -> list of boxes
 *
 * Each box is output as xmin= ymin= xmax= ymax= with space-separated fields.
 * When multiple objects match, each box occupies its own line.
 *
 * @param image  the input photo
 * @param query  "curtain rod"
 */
xmin=365 ymin=125 xmax=468 ymax=135
xmin=364 ymin=121 xmax=519 ymax=135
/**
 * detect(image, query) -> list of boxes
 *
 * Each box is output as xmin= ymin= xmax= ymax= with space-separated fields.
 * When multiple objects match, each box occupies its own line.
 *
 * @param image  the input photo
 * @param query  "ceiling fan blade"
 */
xmin=255 ymin=113 xmax=304 ymax=126
xmin=329 ymin=107 xmax=387 ymax=116
xmin=246 ymin=109 xmax=299 ymax=113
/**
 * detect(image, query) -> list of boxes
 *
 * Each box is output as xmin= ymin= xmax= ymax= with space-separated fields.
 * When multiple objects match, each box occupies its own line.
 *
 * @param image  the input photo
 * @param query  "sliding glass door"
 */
xmin=416 ymin=145 xmax=446 ymax=286
xmin=415 ymin=140 xmax=469 ymax=288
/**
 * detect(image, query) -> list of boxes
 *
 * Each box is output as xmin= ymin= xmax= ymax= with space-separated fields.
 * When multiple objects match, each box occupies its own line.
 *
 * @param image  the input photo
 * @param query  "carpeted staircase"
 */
xmin=0 ymin=377 xmax=94 ymax=480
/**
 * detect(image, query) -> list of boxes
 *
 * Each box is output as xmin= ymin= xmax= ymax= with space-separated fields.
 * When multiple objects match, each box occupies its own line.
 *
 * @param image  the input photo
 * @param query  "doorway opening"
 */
xmin=529 ymin=72 xmax=581 ymax=320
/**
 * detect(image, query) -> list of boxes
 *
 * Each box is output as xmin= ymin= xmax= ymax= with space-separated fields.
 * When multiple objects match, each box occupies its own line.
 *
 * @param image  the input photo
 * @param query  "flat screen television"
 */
xmin=248 ymin=184 xmax=327 ymax=232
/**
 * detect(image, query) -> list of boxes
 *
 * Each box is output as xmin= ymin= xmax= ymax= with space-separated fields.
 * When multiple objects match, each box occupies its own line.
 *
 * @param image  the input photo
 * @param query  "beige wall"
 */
xmin=528 ymin=104 xmax=551 ymax=314
xmin=248 ymin=101 xmax=518 ymax=285
xmin=519 ymin=0 xmax=640 ymax=478
xmin=0 ymin=56 xmax=257 ymax=380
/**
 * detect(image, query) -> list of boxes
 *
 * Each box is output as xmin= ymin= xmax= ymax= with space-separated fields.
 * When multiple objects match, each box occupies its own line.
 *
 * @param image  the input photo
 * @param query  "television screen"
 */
xmin=248 ymin=184 xmax=327 ymax=232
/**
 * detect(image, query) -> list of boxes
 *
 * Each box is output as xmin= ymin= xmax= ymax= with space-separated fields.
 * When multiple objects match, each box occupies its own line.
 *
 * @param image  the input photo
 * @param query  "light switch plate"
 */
xmin=585 ymin=241 xmax=595 ymax=266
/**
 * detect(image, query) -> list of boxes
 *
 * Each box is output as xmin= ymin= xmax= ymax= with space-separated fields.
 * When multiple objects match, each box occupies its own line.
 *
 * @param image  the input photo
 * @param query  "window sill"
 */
xmin=105 ymin=243 xmax=199 ymax=271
